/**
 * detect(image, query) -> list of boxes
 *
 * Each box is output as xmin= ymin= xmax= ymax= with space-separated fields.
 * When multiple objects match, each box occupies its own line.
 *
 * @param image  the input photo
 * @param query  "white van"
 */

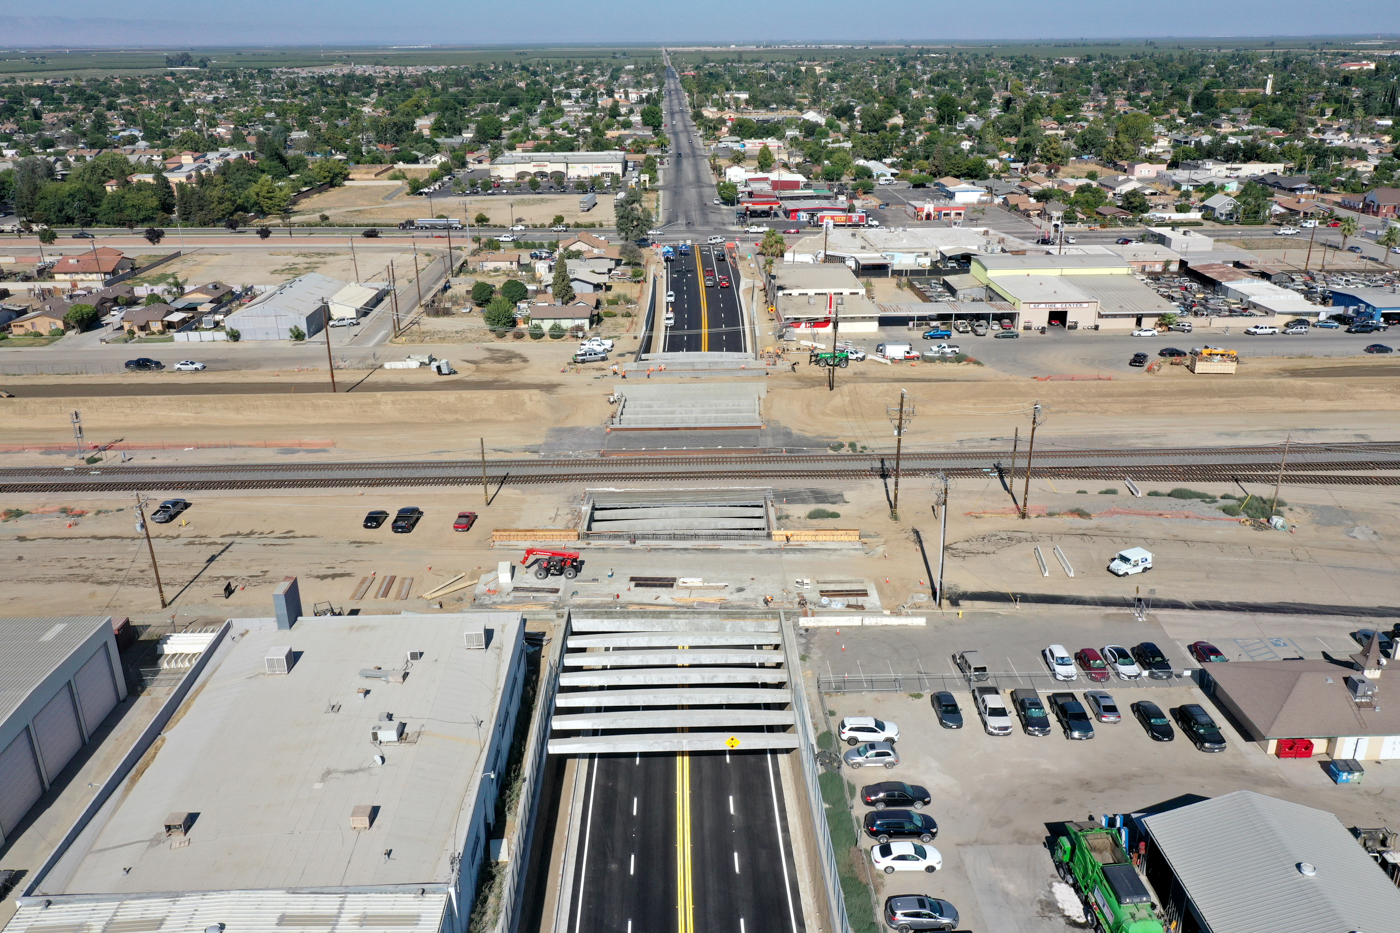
xmin=1108 ymin=547 xmax=1153 ymax=576
xmin=878 ymin=177 xmax=895 ymax=185
xmin=876 ymin=342 xmax=916 ymax=360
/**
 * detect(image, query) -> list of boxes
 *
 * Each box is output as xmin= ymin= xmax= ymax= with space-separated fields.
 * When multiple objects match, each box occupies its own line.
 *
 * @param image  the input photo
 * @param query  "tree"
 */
xmin=38 ymin=227 xmax=56 ymax=244
xmin=552 ymin=257 xmax=575 ymax=305
xmin=472 ymin=281 xmax=496 ymax=306
xmin=225 ymin=217 xmax=241 ymax=232
xmin=935 ymin=93 xmax=959 ymax=126
xmin=1379 ymin=224 xmax=1400 ymax=265
xmin=1032 ymin=188 xmax=1059 ymax=203
xmin=1337 ymin=215 xmax=1359 ymax=253
xmin=756 ymin=144 xmax=775 ymax=172
xmin=551 ymin=214 xmax=566 ymax=226
xmin=1038 ymin=136 xmax=1068 ymax=166
xmin=758 ymin=228 xmax=787 ymax=262
xmin=639 ymin=104 xmax=663 ymax=132
xmin=484 ymin=295 xmax=516 ymax=331
xmin=63 ymin=303 xmax=98 ymax=332
xmin=501 ymin=279 xmax=528 ymax=304
xmin=144 ymin=226 xmax=166 ymax=245
xmin=614 ymin=191 xmax=653 ymax=243
xmin=474 ymin=212 xmax=490 ymax=225
xmin=288 ymin=325 xmax=306 ymax=341
xmin=728 ymin=149 xmax=745 ymax=166
xmin=528 ymin=176 xmax=540 ymax=191
xmin=548 ymin=321 xmax=565 ymax=339
xmin=256 ymin=226 xmax=272 ymax=239
xmin=716 ymin=181 xmax=738 ymax=204
xmin=475 ymin=114 xmax=504 ymax=143
xmin=1157 ymin=311 xmax=1178 ymax=328
xmin=1121 ymin=189 xmax=1151 ymax=216
xmin=528 ymin=321 xmax=545 ymax=340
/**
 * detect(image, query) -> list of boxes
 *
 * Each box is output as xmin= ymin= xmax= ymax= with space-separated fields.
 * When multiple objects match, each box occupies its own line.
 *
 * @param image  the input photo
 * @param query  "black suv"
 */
xmin=884 ymin=895 xmax=958 ymax=932
xmin=1131 ymin=642 xmax=1173 ymax=679
xmin=861 ymin=781 xmax=931 ymax=810
xmin=363 ymin=510 xmax=390 ymax=529
xmin=391 ymin=506 xmax=423 ymax=533
xmin=1049 ymin=693 xmax=1095 ymax=740
xmin=1010 ymin=688 xmax=1051 ymax=736
xmin=1173 ymin=704 xmax=1227 ymax=752
xmin=864 ymin=809 xmax=938 ymax=843
xmin=125 ymin=358 xmax=164 ymax=371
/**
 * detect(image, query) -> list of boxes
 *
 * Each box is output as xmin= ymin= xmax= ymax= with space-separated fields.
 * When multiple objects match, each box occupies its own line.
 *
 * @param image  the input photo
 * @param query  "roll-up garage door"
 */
xmin=33 ymin=685 xmax=84 ymax=783
xmin=75 ymin=648 xmax=119 ymax=737
xmin=0 ymin=730 xmax=44 ymax=837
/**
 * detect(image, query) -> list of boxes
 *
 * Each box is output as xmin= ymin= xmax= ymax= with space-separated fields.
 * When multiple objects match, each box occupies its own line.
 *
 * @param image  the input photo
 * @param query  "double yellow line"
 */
xmin=675 ymin=752 xmax=694 ymax=933
xmin=694 ymin=246 xmax=710 ymax=352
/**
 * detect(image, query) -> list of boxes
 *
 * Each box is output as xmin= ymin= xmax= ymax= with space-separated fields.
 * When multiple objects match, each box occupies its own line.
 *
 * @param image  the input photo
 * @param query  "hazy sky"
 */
xmin=1 ymin=1 xmax=1398 ymax=47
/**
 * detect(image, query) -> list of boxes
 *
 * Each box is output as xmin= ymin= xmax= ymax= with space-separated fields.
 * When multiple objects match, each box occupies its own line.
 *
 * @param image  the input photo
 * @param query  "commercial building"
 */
xmin=11 ymin=612 xmax=528 ymax=933
xmin=972 ymin=254 xmax=1178 ymax=330
xmin=1 ymin=616 xmax=127 ymax=846
xmin=1138 ymin=791 xmax=1400 ymax=933
xmin=327 ymin=282 xmax=386 ymax=321
xmin=224 ymin=272 xmax=347 ymax=340
xmin=767 ymin=263 xmax=877 ymax=333
xmin=1327 ymin=286 xmax=1400 ymax=323
xmin=488 ymin=150 xmax=627 ymax=180
xmin=1142 ymin=227 xmax=1217 ymax=253
xmin=783 ymin=227 xmax=1038 ymax=275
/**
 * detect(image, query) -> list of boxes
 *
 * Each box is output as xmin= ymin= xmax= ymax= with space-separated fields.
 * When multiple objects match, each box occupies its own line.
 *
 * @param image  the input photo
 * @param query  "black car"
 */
xmin=1131 ymin=700 xmax=1175 ymax=741
xmin=361 ymin=228 xmax=380 ymax=238
xmin=1365 ymin=343 xmax=1394 ymax=354
xmin=1173 ymin=704 xmax=1227 ymax=752
xmin=1129 ymin=352 xmax=1149 ymax=367
xmin=125 ymin=357 xmax=164 ymax=371
xmin=150 ymin=498 xmax=190 ymax=523
xmin=1131 ymin=642 xmax=1173 ymax=679
xmin=72 ymin=231 xmax=95 ymax=238
xmin=1158 ymin=347 xmax=1187 ymax=358
xmin=1011 ymin=688 xmax=1052 ymax=736
xmin=391 ymin=506 xmax=423 ymax=533
xmin=1347 ymin=322 xmax=1384 ymax=334
xmin=864 ymin=809 xmax=939 ymax=843
xmin=1049 ymin=693 xmax=1095 ymax=740
xmin=931 ymin=691 xmax=963 ymax=729
xmin=884 ymin=895 xmax=958 ymax=932
xmin=363 ymin=509 xmax=390 ymax=529
xmin=861 ymin=781 xmax=931 ymax=810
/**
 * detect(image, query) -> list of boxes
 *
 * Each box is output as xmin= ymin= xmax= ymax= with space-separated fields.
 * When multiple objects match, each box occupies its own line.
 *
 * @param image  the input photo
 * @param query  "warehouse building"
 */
xmin=1327 ymin=286 xmax=1400 ymax=324
xmin=224 ymin=272 xmax=347 ymax=340
xmin=11 ymin=612 xmax=528 ymax=933
xmin=972 ymin=254 xmax=1179 ymax=330
xmin=489 ymin=150 xmax=627 ymax=180
xmin=1138 ymin=790 xmax=1400 ymax=933
xmin=1 ymin=616 xmax=127 ymax=846
xmin=783 ymin=226 xmax=1039 ymax=275
xmin=327 ymin=281 xmax=386 ymax=321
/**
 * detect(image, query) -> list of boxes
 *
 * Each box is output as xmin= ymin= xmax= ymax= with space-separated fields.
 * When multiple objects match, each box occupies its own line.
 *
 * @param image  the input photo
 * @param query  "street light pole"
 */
xmin=134 ymin=493 xmax=168 ymax=608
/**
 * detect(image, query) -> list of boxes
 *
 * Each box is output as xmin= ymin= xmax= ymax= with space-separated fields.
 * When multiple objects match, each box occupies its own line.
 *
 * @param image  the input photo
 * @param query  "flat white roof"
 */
xmin=0 ymin=616 xmax=111 ymax=723
xmin=41 ymin=613 xmax=520 ymax=895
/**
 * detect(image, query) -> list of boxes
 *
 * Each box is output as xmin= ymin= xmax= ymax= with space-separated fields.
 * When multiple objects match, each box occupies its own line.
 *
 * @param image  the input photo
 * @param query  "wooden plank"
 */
xmin=421 ymin=573 xmax=466 ymax=599
xmin=375 ymin=575 xmax=397 ymax=599
xmin=350 ymin=575 xmax=375 ymax=601
xmin=396 ymin=577 xmax=414 ymax=600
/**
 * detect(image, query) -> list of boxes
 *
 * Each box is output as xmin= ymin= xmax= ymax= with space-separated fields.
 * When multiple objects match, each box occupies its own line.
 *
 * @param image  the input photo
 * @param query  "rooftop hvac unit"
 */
xmin=464 ymin=624 xmax=486 ymax=650
xmin=407 ymin=651 xmax=424 ymax=662
xmin=1347 ymin=676 xmax=1378 ymax=702
xmin=373 ymin=720 xmax=406 ymax=743
xmin=164 ymin=812 xmax=194 ymax=836
xmin=265 ymin=646 xmax=294 ymax=674
xmin=350 ymin=805 xmax=374 ymax=830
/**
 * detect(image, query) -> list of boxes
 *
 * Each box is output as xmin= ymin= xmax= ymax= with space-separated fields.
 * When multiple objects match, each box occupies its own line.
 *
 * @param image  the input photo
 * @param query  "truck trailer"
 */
xmin=579 ymin=192 xmax=597 ymax=212
xmin=1051 ymin=821 xmax=1164 ymax=933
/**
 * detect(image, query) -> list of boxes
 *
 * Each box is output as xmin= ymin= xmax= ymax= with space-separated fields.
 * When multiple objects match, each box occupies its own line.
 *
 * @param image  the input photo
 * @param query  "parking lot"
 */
xmin=808 ymin=610 xmax=1400 ymax=933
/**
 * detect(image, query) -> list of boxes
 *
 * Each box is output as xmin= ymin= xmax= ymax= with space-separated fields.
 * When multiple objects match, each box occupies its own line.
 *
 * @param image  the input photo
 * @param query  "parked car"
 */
xmin=1283 ymin=324 xmax=1309 ymax=335
xmin=1315 ymin=319 xmax=1341 ymax=328
xmin=921 ymin=328 xmax=952 ymax=340
xmin=993 ymin=329 xmax=1019 ymax=338
xmin=363 ymin=509 xmax=390 ymax=529
xmin=1084 ymin=690 xmax=1121 ymax=723
xmin=579 ymin=336 xmax=615 ymax=352
xmin=1131 ymin=642 xmax=1173 ymax=679
xmin=971 ymin=322 xmax=989 ymax=336
xmin=329 ymin=317 xmax=360 ymax=327
xmin=952 ymin=321 xmax=971 ymax=334
xmin=1188 ymin=641 xmax=1227 ymax=663
xmin=150 ymin=498 xmax=190 ymax=523
xmin=931 ymin=691 xmax=963 ymax=729
xmin=1102 ymin=645 xmax=1143 ymax=680
xmin=1075 ymin=648 xmax=1111 ymax=683
xmin=864 ymin=810 xmax=938 ymax=843
xmin=173 ymin=360 xmax=206 ymax=371
xmin=1042 ymin=645 xmax=1077 ymax=681
xmin=871 ymin=841 xmax=942 ymax=874
xmin=452 ymin=511 xmax=477 ymax=532
xmin=845 ymin=741 xmax=899 ymax=769
xmin=1011 ymin=688 xmax=1052 ymax=736
xmin=1131 ymin=700 xmax=1175 ymax=741
xmin=1365 ymin=343 xmax=1394 ymax=354
xmin=1131 ymin=328 xmax=1158 ymax=337
xmin=125 ymin=357 xmax=164 ymax=371
xmin=1129 ymin=352 xmax=1149 ymax=367
xmin=1350 ymin=629 xmax=1397 ymax=658
xmin=1167 ymin=321 xmax=1194 ymax=333
xmin=1049 ymin=692 xmax=1095 ymax=740
xmin=861 ymin=781 xmax=930 ymax=810
xmin=840 ymin=716 xmax=900 ymax=746
xmin=1347 ymin=322 xmax=1384 ymax=334
xmin=1173 ymin=704 xmax=1227 ymax=752
xmin=974 ymin=686 xmax=1013 ymax=736
xmin=1244 ymin=325 xmax=1279 ymax=335
xmin=836 ymin=343 xmax=868 ymax=362
xmin=884 ymin=895 xmax=958 ymax=932
xmin=391 ymin=506 xmax=423 ymax=533
xmin=954 ymin=650 xmax=989 ymax=682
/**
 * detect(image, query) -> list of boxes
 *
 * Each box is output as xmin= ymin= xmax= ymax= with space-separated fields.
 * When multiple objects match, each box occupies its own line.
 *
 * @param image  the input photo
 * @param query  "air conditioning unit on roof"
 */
xmin=265 ymin=646 xmax=294 ymax=674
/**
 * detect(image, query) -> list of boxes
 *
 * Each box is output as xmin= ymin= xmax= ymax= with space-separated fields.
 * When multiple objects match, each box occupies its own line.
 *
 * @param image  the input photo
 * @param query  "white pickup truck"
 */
xmin=579 ymin=337 xmax=615 ymax=352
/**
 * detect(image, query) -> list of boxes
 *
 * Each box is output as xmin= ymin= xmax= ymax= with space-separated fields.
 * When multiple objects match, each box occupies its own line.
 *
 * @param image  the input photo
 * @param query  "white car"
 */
xmin=870 ymin=841 xmax=942 ymax=874
xmin=1131 ymin=328 xmax=1158 ymax=337
xmin=1392 ymin=246 xmax=1400 ymax=254
xmin=1101 ymin=645 xmax=1143 ymax=680
xmin=509 ymin=224 xmax=526 ymax=231
xmin=1244 ymin=325 xmax=1279 ymax=335
xmin=974 ymin=686 xmax=1013 ymax=736
xmin=1283 ymin=324 xmax=1308 ymax=335
xmin=746 ymin=225 xmax=766 ymax=233
xmin=1275 ymin=227 xmax=1300 ymax=236
xmin=664 ymin=310 xmax=675 ymax=326
xmin=839 ymin=716 xmax=900 ymax=746
xmin=648 ymin=228 xmax=664 ymax=236
xmin=497 ymin=234 xmax=516 ymax=243
xmin=713 ymin=197 xmax=722 ymax=204
xmin=836 ymin=344 xmax=867 ymax=362
xmin=1041 ymin=645 xmax=1077 ymax=681
xmin=172 ymin=360 xmax=206 ymax=372
xmin=665 ymin=291 xmax=675 ymax=303
xmin=579 ymin=337 xmax=614 ymax=352
xmin=924 ymin=343 xmax=961 ymax=357
xmin=707 ymin=235 xmax=725 ymax=245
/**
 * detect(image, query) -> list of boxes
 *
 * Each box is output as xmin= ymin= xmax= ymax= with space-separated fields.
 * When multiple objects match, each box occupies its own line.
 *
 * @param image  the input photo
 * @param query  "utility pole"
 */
xmin=70 ymin=410 xmax=84 ymax=456
xmin=411 ymin=242 xmax=424 ymax=324
xmin=1020 ymin=402 xmax=1046 ymax=520
xmin=1304 ymin=219 xmax=1318 ymax=272
xmin=480 ymin=438 xmax=490 ymax=506
xmin=134 ymin=494 xmax=168 ymax=608
xmin=828 ymin=292 xmax=841 ymax=392
xmin=1007 ymin=427 xmax=1019 ymax=502
xmin=322 ymin=303 xmax=337 ymax=393
xmin=389 ymin=261 xmax=401 ymax=337
xmin=349 ymin=235 xmax=360 ymax=282
xmin=887 ymin=389 xmax=914 ymax=520
xmin=1270 ymin=432 xmax=1291 ymax=516
xmin=934 ymin=472 xmax=950 ymax=609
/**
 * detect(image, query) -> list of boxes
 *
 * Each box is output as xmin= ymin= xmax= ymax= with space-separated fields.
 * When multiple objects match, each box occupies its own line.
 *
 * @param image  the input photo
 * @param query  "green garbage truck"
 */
xmin=1050 ymin=821 xmax=1164 ymax=933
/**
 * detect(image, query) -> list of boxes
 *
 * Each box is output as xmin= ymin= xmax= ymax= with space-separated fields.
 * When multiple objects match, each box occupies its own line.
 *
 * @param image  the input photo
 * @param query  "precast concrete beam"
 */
xmin=562 ymin=648 xmax=784 ymax=667
xmin=552 ymin=687 xmax=792 ymax=707
xmin=559 ymin=668 xmax=789 ymax=687
xmin=551 ymin=709 xmax=796 ymax=731
xmin=547 ymin=732 xmax=799 ymax=755
xmin=567 ymin=632 xmax=780 ymax=649
xmin=568 ymin=616 xmax=781 ymax=634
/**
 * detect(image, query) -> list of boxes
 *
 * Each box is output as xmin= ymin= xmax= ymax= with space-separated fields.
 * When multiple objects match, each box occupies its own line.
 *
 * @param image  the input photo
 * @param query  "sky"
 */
xmin=0 ymin=1 xmax=1398 ymax=47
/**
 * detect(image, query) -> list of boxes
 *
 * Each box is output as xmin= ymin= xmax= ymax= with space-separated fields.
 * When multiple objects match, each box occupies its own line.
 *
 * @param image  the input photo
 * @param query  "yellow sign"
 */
xmin=725 ymin=736 xmax=741 ymax=749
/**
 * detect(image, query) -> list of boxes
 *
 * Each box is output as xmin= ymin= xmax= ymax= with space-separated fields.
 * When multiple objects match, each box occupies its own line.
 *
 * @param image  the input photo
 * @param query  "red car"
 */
xmin=718 ymin=277 xmax=730 ymax=288
xmin=1188 ymin=641 xmax=1227 ymax=663
xmin=783 ymin=227 xmax=801 ymax=234
xmin=452 ymin=511 xmax=478 ymax=532
xmin=1075 ymin=648 xmax=1111 ymax=683
xmin=1327 ymin=220 xmax=1341 ymax=227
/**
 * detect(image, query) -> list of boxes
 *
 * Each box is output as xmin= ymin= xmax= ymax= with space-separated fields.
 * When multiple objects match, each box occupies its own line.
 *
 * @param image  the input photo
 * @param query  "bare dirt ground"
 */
xmin=290 ymin=186 xmax=622 ymax=229
xmin=126 ymin=246 xmax=443 ymax=287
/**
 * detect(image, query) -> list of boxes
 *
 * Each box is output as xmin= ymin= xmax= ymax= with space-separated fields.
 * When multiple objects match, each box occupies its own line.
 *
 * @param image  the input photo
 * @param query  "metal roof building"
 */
xmin=224 ymin=273 xmax=347 ymax=340
xmin=0 ymin=616 xmax=126 ymax=846
xmin=12 ymin=613 xmax=527 ymax=933
xmin=1139 ymin=790 xmax=1400 ymax=933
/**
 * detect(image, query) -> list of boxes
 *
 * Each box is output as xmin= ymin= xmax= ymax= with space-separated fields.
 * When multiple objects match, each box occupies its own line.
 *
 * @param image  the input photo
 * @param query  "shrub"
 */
xmin=528 ymin=322 xmax=544 ymax=340
xmin=602 ymin=310 xmax=618 ymax=317
xmin=226 ymin=328 xmax=240 ymax=342
xmin=548 ymin=322 xmax=565 ymax=339
xmin=1076 ymin=490 xmax=1089 ymax=495
xmin=288 ymin=325 xmax=306 ymax=341
xmin=1063 ymin=507 xmax=1092 ymax=519
xmin=1166 ymin=487 xmax=1214 ymax=500
xmin=472 ymin=281 xmax=496 ymax=307
xmin=1098 ymin=488 xmax=1118 ymax=495
xmin=1146 ymin=490 xmax=1164 ymax=497
xmin=829 ymin=442 xmax=845 ymax=451
xmin=807 ymin=508 xmax=841 ymax=519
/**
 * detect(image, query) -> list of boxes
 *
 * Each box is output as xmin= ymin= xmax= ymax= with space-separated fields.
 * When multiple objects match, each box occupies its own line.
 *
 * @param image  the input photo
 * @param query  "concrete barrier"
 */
xmin=773 ymin=529 xmax=861 ymax=542
xmin=798 ymin=615 xmax=926 ymax=627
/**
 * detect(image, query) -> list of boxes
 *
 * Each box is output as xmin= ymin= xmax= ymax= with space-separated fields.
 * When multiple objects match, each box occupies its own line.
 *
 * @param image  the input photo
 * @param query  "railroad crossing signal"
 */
xmin=725 ymin=736 xmax=741 ymax=749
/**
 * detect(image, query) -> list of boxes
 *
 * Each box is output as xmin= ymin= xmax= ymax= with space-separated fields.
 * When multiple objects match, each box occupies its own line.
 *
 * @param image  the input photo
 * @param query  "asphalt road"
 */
xmin=660 ymin=62 xmax=726 ymax=235
xmin=664 ymin=244 xmax=746 ymax=353
xmin=569 ymin=750 xmax=804 ymax=933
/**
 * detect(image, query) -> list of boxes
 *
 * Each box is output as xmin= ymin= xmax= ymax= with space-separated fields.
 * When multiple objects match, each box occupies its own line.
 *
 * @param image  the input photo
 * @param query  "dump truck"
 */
xmin=1051 ymin=821 xmax=1164 ymax=933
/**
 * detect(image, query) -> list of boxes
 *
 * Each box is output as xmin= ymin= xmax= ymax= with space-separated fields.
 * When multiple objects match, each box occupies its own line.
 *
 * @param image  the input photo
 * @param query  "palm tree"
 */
xmin=1337 ymin=215 xmax=1359 ymax=255
xmin=1378 ymin=225 xmax=1400 ymax=266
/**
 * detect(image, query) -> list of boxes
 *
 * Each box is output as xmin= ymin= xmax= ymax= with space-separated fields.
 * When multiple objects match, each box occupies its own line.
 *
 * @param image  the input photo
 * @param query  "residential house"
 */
xmin=1097 ymin=175 xmax=1142 ymax=196
xmin=51 ymin=248 xmax=132 ymax=283
xmin=1123 ymin=161 xmax=1167 ymax=179
xmin=1254 ymin=173 xmax=1317 ymax=196
xmin=1201 ymin=193 xmax=1240 ymax=221
xmin=524 ymin=302 xmax=595 ymax=331
xmin=1341 ymin=187 xmax=1400 ymax=219
xmin=7 ymin=305 xmax=70 ymax=335
xmin=174 ymin=282 xmax=235 ymax=310
xmin=119 ymin=303 xmax=179 ymax=335
xmin=557 ymin=232 xmax=612 ymax=257
xmin=566 ymin=269 xmax=610 ymax=294
xmin=476 ymin=251 xmax=524 ymax=273
xmin=1272 ymin=197 xmax=1326 ymax=220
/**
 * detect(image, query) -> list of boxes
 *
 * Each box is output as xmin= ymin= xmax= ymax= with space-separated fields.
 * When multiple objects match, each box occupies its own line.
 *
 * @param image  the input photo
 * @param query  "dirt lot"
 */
xmin=126 ymin=245 xmax=444 ymax=288
xmin=290 ymin=185 xmax=630 ymax=230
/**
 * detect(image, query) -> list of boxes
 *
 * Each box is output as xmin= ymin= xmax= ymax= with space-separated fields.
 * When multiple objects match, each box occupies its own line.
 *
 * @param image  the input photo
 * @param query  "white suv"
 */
xmin=707 ymin=235 xmax=725 ymax=245
xmin=839 ymin=716 xmax=900 ymax=746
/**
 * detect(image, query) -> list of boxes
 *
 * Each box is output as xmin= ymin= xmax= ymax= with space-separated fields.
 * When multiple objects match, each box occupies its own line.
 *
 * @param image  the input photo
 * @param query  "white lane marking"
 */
xmin=572 ymin=754 xmax=600 ymax=933
xmin=729 ymin=795 xmax=734 ymax=816
xmin=635 ymin=752 xmax=640 ymax=765
xmin=630 ymin=853 xmax=635 ymax=875
xmin=733 ymin=851 xmax=740 ymax=874
xmin=633 ymin=796 xmax=637 ymax=816
xmin=765 ymin=750 xmax=801 ymax=933
xmin=740 ymin=921 xmax=746 ymax=933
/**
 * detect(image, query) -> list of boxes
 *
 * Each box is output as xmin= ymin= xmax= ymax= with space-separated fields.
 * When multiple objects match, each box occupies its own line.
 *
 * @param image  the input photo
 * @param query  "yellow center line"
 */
xmin=675 ymin=749 xmax=693 ymax=933
xmin=695 ymin=245 xmax=709 ymax=352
